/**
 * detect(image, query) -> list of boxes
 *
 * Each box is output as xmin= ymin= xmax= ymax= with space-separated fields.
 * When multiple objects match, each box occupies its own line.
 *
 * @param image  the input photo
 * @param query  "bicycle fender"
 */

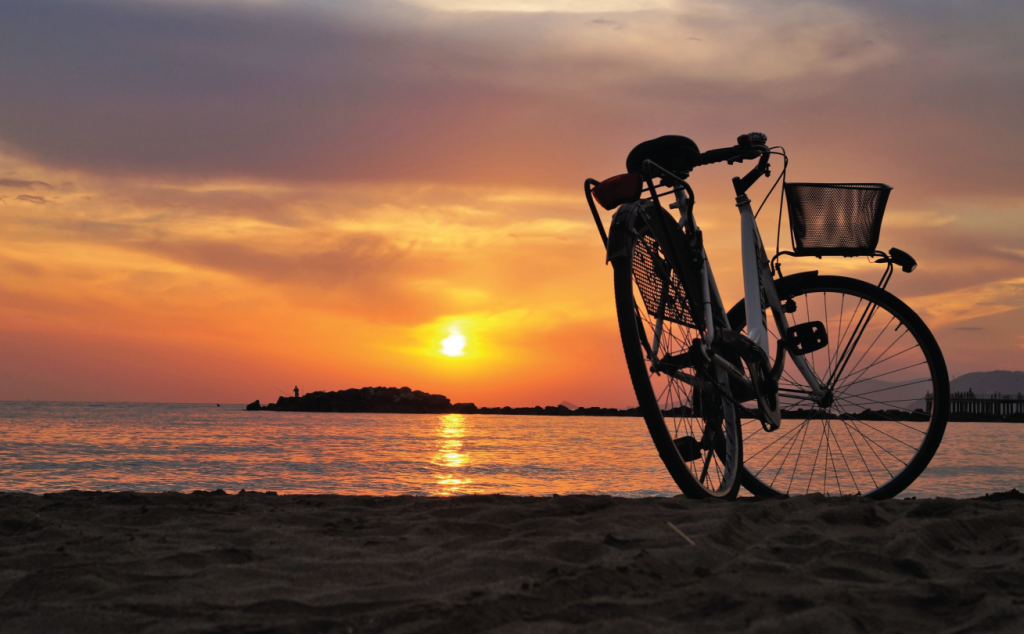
xmin=605 ymin=201 xmax=644 ymax=264
xmin=775 ymin=270 xmax=820 ymax=295
xmin=726 ymin=270 xmax=819 ymax=329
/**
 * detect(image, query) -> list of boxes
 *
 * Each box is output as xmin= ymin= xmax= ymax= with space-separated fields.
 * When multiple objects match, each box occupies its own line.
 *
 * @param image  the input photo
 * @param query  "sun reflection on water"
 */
xmin=432 ymin=414 xmax=471 ymax=495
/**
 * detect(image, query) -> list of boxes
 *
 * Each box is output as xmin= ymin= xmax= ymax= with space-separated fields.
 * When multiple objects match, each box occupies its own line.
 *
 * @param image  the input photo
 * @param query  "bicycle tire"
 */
xmin=729 ymin=274 xmax=949 ymax=499
xmin=611 ymin=205 xmax=742 ymax=499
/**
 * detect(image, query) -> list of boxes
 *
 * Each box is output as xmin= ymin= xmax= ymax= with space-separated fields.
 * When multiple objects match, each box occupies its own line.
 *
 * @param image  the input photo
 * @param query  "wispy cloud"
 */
xmin=0 ymin=179 xmax=52 ymax=190
xmin=588 ymin=18 xmax=622 ymax=29
xmin=15 ymin=194 xmax=48 ymax=204
xmin=912 ymin=277 xmax=1024 ymax=328
xmin=1 ymin=0 xmax=1020 ymax=196
xmin=402 ymin=0 xmax=673 ymax=11
xmin=1 ymin=0 xmax=1023 ymax=400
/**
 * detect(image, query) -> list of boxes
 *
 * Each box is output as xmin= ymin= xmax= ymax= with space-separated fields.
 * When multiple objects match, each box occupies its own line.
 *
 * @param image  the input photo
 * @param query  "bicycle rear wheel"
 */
xmin=730 ymin=274 xmax=949 ymax=499
xmin=611 ymin=205 xmax=742 ymax=499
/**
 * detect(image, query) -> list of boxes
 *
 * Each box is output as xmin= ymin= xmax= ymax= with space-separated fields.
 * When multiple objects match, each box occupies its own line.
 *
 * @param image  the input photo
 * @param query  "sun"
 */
xmin=440 ymin=332 xmax=466 ymax=357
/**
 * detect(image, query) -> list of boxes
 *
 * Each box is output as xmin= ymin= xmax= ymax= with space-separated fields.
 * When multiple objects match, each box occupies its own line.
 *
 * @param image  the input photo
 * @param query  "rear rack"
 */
xmin=584 ymin=160 xmax=694 ymax=249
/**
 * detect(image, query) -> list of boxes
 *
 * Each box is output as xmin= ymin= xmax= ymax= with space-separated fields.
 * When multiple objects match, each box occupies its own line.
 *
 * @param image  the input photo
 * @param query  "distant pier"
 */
xmin=927 ymin=390 xmax=1024 ymax=421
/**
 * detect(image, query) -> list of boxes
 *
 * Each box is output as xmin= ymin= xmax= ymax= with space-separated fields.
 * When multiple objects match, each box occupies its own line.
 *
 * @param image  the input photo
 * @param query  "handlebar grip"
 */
xmin=695 ymin=145 xmax=760 ymax=167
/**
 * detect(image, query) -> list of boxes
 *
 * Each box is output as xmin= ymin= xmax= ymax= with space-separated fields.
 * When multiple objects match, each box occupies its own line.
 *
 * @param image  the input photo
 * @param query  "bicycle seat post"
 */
xmin=669 ymin=185 xmax=689 ymax=228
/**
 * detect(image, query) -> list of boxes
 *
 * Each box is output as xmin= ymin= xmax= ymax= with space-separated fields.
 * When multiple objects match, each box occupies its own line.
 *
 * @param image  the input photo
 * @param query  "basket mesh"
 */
xmin=631 ymin=207 xmax=697 ymax=328
xmin=785 ymin=183 xmax=892 ymax=256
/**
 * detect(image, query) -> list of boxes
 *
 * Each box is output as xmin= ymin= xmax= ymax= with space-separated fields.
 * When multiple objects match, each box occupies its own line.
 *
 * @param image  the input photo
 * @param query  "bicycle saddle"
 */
xmin=626 ymin=135 xmax=701 ymax=176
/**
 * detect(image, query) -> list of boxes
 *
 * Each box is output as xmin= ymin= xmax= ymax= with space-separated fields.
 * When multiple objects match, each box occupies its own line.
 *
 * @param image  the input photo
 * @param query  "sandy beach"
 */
xmin=1 ymin=491 xmax=1023 ymax=633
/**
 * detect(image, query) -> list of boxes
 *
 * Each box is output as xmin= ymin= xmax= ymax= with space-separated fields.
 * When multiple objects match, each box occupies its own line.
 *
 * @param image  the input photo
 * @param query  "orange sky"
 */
xmin=1 ymin=0 xmax=1023 ymax=407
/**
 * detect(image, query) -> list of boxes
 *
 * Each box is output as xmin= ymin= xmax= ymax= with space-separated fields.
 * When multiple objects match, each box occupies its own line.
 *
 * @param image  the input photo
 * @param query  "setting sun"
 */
xmin=440 ymin=332 xmax=467 ymax=357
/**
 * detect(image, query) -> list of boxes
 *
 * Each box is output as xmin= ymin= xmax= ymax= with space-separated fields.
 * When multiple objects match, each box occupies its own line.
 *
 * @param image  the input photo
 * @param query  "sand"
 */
xmin=1 ymin=491 xmax=1023 ymax=633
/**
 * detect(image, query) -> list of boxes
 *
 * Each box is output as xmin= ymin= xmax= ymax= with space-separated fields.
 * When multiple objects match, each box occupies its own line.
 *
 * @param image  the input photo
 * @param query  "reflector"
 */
xmin=592 ymin=173 xmax=643 ymax=210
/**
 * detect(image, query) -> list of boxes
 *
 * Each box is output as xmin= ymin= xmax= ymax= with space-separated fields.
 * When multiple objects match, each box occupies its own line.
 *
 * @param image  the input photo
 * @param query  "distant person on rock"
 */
xmin=293 ymin=386 xmax=299 ymax=398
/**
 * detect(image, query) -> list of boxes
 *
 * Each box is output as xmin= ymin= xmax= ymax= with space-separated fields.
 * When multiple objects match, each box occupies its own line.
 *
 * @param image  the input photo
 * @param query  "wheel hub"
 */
xmin=816 ymin=388 xmax=834 ymax=409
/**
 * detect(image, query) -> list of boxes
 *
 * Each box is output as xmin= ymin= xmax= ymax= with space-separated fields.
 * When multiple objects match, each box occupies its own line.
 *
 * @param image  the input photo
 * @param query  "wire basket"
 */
xmin=785 ymin=183 xmax=892 ymax=256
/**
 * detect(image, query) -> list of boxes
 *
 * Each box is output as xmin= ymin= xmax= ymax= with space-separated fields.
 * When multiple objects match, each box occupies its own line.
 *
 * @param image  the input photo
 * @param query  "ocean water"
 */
xmin=0 ymin=402 xmax=1020 ymax=498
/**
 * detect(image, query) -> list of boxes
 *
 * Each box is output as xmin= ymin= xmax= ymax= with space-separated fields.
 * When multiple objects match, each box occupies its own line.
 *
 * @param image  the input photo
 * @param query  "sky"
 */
xmin=1 ymin=0 xmax=1022 ymax=407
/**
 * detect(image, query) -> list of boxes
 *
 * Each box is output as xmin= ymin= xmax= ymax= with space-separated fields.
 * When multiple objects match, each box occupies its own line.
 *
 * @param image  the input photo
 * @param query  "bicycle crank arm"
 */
xmin=715 ymin=329 xmax=768 ymax=367
xmin=710 ymin=355 xmax=753 ymax=394
xmin=692 ymin=339 xmax=753 ymax=394
xmin=670 ymin=372 xmax=716 ymax=393
xmin=708 ymin=330 xmax=781 ymax=431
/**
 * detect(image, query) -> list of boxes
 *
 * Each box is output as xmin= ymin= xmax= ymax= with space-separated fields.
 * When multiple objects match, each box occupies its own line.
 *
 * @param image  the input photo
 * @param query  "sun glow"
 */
xmin=441 ymin=332 xmax=467 ymax=356
xmin=433 ymin=414 xmax=471 ymax=495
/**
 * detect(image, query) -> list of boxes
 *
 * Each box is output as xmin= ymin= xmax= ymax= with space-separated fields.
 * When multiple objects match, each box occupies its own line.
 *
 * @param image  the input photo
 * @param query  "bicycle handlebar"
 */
xmin=624 ymin=133 xmax=770 ymax=182
xmin=695 ymin=132 xmax=770 ymax=168
xmin=696 ymin=133 xmax=774 ymax=197
xmin=695 ymin=145 xmax=764 ymax=167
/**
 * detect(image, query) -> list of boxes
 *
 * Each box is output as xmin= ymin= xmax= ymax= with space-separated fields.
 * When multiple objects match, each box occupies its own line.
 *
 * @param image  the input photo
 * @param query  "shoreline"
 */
xmin=243 ymin=387 xmax=1024 ymax=421
xmin=3 ymin=490 xmax=1023 ymax=631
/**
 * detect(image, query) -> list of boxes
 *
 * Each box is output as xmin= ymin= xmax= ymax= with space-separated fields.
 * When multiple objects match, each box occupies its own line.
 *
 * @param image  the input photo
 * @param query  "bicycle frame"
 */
xmin=733 ymin=188 xmax=826 ymax=399
xmin=640 ymin=167 xmax=829 ymax=411
xmin=587 ymin=138 xmax=949 ymax=499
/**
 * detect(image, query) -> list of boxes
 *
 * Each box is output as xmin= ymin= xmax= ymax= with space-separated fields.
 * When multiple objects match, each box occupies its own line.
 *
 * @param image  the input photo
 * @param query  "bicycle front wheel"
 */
xmin=730 ymin=274 xmax=949 ymax=499
xmin=611 ymin=207 xmax=742 ymax=499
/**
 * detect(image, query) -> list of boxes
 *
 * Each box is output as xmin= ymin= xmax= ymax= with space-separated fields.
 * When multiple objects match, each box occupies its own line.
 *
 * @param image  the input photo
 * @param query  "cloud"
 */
xmin=911 ymin=277 xmax=1024 ymax=328
xmin=1 ymin=0 xmax=1023 ymax=400
xmin=0 ymin=0 xmax=1020 ymax=197
xmin=0 ymin=179 xmax=53 ymax=190
xmin=0 ymin=254 xmax=42 ymax=277
xmin=0 ymin=171 xmax=609 ymax=327
xmin=15 ymin=194 xmax=48 ymax=204
xmin=139 ymin=232 xmax=414 ymax=291
xmin=402 ymin=0 xmax=673 ymax=11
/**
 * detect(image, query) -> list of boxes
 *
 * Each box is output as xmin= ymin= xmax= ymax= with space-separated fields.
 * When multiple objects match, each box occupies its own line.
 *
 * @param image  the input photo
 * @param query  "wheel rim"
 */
xmin=740 ymin=280 xmax=944 ymax=498
xmin=627 ymin=231 xmax=740 ymax=497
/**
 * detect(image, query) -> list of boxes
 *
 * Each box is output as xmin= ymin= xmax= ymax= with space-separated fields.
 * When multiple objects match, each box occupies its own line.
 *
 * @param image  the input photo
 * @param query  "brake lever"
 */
xmin=727 ymin=146 xmax=768 ymax=166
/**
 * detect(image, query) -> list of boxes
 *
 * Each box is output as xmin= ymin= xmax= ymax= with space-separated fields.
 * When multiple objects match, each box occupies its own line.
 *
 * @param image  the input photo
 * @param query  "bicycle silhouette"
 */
xmin=585 ymin=133 xmax=949 ymax=499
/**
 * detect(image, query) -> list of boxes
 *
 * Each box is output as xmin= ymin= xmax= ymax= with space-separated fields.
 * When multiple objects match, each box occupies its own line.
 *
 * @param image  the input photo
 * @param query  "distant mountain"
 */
xmin=799 ymin=371 xmax=1024 ymax=413
xmin=559 ymin=400 xmax=579 ymax=410
xmin=822 ymin=377 xmax=932 ymax=412
xmin=950 ymin=371 xmax=1024 ymax=397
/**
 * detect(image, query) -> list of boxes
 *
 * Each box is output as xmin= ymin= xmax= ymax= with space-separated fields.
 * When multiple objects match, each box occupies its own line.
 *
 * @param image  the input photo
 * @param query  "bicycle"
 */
xmin=584 ymin=133 xmax=950 ymax=499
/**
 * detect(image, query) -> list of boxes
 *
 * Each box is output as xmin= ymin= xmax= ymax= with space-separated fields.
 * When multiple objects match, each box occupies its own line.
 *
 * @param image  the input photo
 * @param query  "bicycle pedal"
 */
xmin=786 ymin=321 xmax=828 ymax=355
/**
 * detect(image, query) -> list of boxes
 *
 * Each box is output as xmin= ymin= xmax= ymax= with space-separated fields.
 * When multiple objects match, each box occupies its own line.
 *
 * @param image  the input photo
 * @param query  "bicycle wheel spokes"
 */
xmin=639 ymin=297 xmax=733 ymax=493
xmin=737 ymin=275 xmax=947 ymax=499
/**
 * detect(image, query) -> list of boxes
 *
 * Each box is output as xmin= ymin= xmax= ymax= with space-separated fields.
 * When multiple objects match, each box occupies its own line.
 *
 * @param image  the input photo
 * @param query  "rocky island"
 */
xmin=246 ymin=386 xmax=641 ymax=416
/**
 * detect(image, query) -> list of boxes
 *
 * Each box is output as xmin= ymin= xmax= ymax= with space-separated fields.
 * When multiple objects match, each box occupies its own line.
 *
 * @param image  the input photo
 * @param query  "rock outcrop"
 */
xmin=254 ymin=387 xmax=475 ymax=414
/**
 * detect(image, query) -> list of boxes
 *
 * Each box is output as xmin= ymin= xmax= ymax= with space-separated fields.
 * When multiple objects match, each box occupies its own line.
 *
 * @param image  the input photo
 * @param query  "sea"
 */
xmin=1 ymin=402 xmax=1022 ymax=499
